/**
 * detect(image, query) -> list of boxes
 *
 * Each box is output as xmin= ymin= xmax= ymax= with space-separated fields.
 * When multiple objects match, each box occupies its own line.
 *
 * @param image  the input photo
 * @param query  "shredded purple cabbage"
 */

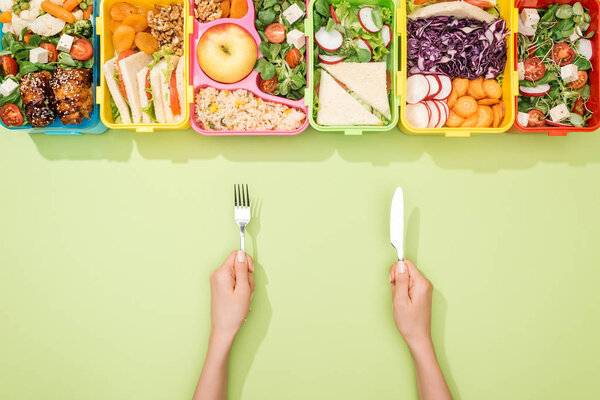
xmin=407 ymin=16 xmax=509 ymax=79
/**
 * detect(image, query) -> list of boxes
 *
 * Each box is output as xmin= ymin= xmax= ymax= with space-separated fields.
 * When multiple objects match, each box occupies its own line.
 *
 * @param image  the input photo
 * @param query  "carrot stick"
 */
xmin=41 ymin=1 xmax=76 ymax=23
xmin=0 ymin=11 xmax=12 ymax=23
xmin=62 ymin=0 xmax=82 ymax=12
xmin=82 ymin=5 xmax=93 ymax=19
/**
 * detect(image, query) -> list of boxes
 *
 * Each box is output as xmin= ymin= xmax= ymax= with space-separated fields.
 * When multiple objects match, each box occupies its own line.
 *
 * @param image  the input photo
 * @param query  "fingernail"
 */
xmin=396 ymin=261 xmax=406 ymax=274
xmin=237 ymin=251 xmax=246 ymax=262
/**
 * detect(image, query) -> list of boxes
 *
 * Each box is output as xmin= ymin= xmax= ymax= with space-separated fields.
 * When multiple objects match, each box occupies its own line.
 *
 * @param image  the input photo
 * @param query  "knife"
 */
xmin=390 ymin=187 xmax=404 ymax=264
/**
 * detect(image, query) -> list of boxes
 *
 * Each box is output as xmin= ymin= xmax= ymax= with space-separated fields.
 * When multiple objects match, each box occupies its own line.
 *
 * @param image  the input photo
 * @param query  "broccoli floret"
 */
xmin=63 ymin=20 xmax=93 ymax=38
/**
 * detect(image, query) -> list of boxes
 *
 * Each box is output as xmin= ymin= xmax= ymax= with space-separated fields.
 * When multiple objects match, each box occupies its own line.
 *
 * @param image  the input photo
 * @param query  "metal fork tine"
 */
xmin=234 ymin=184 xmax=238 ymax=207
xmin=245 ymin=184 xmax=250 ymax=208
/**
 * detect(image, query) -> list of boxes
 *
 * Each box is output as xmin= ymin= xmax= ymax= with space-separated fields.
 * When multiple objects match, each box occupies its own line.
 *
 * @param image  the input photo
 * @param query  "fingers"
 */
xmin=404 ymin=259 xmax=433 ymax=294
xmin=234 ymin=251 xmax=250 ymax=292
xmin=389 ymin=264 xmax=396 ymax=284
xmin=393 ymin=261 xmax=410 ymax=304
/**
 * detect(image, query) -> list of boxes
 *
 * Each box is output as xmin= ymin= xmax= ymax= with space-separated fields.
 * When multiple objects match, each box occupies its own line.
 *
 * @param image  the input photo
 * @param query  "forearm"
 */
xmin=193 ymin=329 xmax=236 ymax=400
xmin=408 ymin=338 xmax=452 ymax=400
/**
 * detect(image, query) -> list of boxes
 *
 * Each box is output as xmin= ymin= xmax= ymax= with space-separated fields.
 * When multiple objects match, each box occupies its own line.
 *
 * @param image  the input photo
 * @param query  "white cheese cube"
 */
xmin=57 ymin=34 xmax=74 ymax=53
xmin=0 ymin=79 xmax=19 ymax=97
xmin=283 ymin=3 xmax=304 ymax=25
xmin=518 ymin=62 xmax=525 ymax=80
xmin=549 ymin=104 xmax=570 ymax=122
xmin=287 ymin=28 xmax=305 ymax=50
xmin=560 ymin=64 xmax=578 ymax=83
xmin=569 ymin=30 xmax=581 ymax=42
xmin=521 ymin=8 xmax=540 ymax=27
xmin=30 ymin=47 xmax=49 ymax=64
xmin=517 ymin=111 xmax=530 ymax=127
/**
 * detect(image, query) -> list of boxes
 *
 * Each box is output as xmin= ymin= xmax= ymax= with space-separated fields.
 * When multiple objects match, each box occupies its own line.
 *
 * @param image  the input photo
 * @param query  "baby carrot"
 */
xmin=0 ymin=11 xmax=11 ymax=23
xmin=62 ymin=0 xmax=82 ymax=12
xmin=41 ymin=1 xmax=76 ymax=23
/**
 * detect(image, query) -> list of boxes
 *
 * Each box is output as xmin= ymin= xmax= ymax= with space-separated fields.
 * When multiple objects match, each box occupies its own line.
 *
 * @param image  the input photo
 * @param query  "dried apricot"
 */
xmin=110 ymin=18 xmax=121 ymax=33
xmin=110 ymin=2 xmax=136 ymax=22
xmin=113 ymin=24 xmax=136 ymax=52
xmin=137 ymin=4 xmax=154 ymax=17
xmin=221 ymin=0 xmax=231 ymax=17
xmin=122 ymin=14 xmax=148 ymax=32
xmin=230 ymin=0 xmax=248 ymax=18
xmin=135 ymin=32 xmax=159 ymax=54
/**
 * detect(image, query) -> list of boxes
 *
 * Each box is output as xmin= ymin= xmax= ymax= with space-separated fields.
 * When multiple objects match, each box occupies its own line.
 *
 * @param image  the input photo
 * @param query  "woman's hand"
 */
xmin=209 ymin=251 xmax=255 ymax=339
xmin=389 ymin=259 xmax=433 ymax=349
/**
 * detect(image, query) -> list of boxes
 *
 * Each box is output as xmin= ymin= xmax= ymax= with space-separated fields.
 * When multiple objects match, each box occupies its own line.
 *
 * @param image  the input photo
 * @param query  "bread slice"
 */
xmin=118 ymin=52 xmax=153 ymax=124
xmin=102 ymin=58 xmax=131 ymax=124
xmin=317 ymin=70 xmax=382 ymax=126
xmin=137 ymin=67 xmax=151 ymax=124
xmin=321 ymin=62 xmax=391 ymax=119
xmin=149 ymin=61 xmax=166 ymax=124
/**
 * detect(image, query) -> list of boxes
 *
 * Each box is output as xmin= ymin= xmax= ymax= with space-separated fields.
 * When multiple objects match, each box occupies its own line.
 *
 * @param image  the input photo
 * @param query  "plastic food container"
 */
xmin=97 ymin=0 xmax=193 ymax=132
xmin=306 ymin=0 xmax=399 ymax=135
xmin=0 ymin=0 xmax=106 ymax=135
xmin=189 ymin=0 xmax=309 ymax=136
xmin=398 ymin=0 xmax=518 ymax=137
xmin=513 ymin=0 xmax=600 ymax=136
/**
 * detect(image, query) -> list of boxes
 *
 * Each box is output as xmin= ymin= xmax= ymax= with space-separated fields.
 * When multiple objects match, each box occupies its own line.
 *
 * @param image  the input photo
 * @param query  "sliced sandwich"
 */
xmin=103 ymin=57 xmax=132 ymax=124
xmin=137 ymin=67 xmax=151 ymax=124
xmin=118 ymin=52 xmax=153 ymax=124
xmin=321 ymin=62 xmax=391 ymax=119
xmin=317 ymin=70 xmax=382 ymax=126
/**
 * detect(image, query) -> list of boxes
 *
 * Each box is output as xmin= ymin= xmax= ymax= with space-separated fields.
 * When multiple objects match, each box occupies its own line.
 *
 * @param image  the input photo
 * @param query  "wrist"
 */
xmin=405 ymin=335 xmax=434 ymax=357
xmin=208 ymin=327 xmax=237 ymax=351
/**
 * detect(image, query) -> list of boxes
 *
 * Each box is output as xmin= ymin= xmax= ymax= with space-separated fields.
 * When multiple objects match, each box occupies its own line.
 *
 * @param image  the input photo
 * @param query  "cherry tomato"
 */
xmin=285 ymin=48 xmax=302 ymax=68
xmin=23 ymin=32 xmax=32 ymax=44
xmin=0 ymin=56 xmax=18 ymax=76
xmin=524 ymin=57 xmax=546 ymax=81
xmin=169 ymin=68 xmax=181 ymax=116
xmin=116 ymin=49 xmax=136 ymax=100
xmin=0 ymin=104 xmax=24 ymax=127
xmin=258 ymin=74 xmax=278 ymax=93
xmin=567 ymin=71 xmax=588 ymax=89
xmin=265 ymin=23 xmax=286 ymax=44
xmin=527 ymin=109 xmax=546 ymax=127
xmin=40 ymin=43 xmax=58 ymax=63
xmin=145 ymin=70 xmax=152 ymax=100
xmin=464 ymin=0 xmax=494 ymax=7
xmin=70 ymin=38 xmax=94 ymax=61
xmin=572 ymin=97 xmax=585 ymax=116
xmin=552 ymin=43 xmax=575 ymax=66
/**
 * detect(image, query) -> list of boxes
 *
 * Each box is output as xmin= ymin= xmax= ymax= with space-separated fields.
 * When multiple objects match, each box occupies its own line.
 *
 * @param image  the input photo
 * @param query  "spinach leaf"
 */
xmin=258 ymin=9 xmax=276 ymax=25
xmin=314 ymin=0 xmax=329 ymax=17
xmin=253 ymin=57 xmax=276 ymax=80
xmin=325 ymin=17 xmax=336 ymax=32
xmin=573 ymin=56 xmax=591 ymax=70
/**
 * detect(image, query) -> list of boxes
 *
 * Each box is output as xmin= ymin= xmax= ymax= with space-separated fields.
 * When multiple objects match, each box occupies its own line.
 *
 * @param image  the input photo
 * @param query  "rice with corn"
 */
xmin=195 ymin=88 xmax=305 ymax=131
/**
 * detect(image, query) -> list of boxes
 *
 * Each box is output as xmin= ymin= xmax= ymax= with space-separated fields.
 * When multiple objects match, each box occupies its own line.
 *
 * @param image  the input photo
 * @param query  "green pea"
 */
xmin=556 ymin=4 xmax=573 ymax=19
xmin=573 ymin=2 xmax=584 ymax=16
xmin=21 ymin=2 xmax=29 ymax=10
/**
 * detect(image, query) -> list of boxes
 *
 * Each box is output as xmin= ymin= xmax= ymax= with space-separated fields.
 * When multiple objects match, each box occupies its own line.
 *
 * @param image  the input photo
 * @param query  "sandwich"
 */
xmin=316 ymin=70 xmax=382 ymax=126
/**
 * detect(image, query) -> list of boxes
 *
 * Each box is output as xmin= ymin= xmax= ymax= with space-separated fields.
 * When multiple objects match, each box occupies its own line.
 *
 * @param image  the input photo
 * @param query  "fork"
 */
xmin=234 ymin=184 xmax=251 ymax=252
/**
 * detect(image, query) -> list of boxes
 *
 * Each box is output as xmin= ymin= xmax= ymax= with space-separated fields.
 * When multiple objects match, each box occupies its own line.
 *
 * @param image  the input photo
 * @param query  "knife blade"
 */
xmin=390 ymin=187 xmax=404 ymax=261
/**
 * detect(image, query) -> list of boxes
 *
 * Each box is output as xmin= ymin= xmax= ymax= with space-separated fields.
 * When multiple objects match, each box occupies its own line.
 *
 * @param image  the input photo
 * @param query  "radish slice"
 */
xmin=577 ymin=39 xmax=592 ymax=60
xmin=315 ymin=27 xmax=343 ymax=52
xmin=358 ymin=7 xmax=381 ymax=33
xmin=406 ymin=74 xmax=430 ymax=104
xmin=425 ymin=101 xmax=440 ymax=128
xmin=380 ymin=24 xmax=392 ymax=48
xmin=547 ymin=120 xmax=571 ymax=127
xmin=330 ymin=4 xmax=339 ymax=24
xmin=356 ymin=38 xmax=373 ymax=55
xmin=434 ymin=75 xmax=452 ymax=100
xmin=519 ymin=84 xmax=550 ymax=96
xmin=424 ymin=75 xmax=441 ymax=100
xmin=319 ymin=54 xmax=346 ymax=64
xmin=406 ymin=103 xmax=430 ymax=129
xmin=435 ymin=101 xmax=449 ymax=128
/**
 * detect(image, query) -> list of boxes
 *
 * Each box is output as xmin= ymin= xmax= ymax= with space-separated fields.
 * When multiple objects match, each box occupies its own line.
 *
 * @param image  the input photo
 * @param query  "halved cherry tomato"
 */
xmin=23 ymin=32 xmax=32 ymax=44
xmin=524 ymin=57 xmax=546 ymax=81
xmin=285 ymin=48 xmax=302 ymax=68
xmin=145 ymin=70 xmax=152 ymax=100
xmin=265 ymin=23 xmax=286 ymax=44
xmin=0 ymin=56 xmax=18 ymax=76
xmin=464 ymin=0 xmax=494 ymax=7
xmin=70 ymin=38 xmax=93 ymax=61
xmin=116 ymin=49 xmax=136 ymax=100
xmin=527 ymin=109 xmax=546 ymax=127
xmin=552 ymin=43 xmax=575 ymax=66
xmin=258 ymin=74 xmax=278 ymax=93
xmin=572 ymin=97 xmax=585 ymax=116
xmin=0 ymin=104 xmax=24 ymax=127
xmin=567 ymin=71 xmax=588 ymax=89
xmin=40 ymin=43 xmax=58 ymax=63
xmin=169 ymin=68 xmax=181 ymax=116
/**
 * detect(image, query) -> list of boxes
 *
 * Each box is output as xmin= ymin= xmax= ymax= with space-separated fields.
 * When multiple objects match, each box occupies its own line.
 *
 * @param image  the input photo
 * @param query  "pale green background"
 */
xmin=1 ymin=128 xmax=599 ymax=400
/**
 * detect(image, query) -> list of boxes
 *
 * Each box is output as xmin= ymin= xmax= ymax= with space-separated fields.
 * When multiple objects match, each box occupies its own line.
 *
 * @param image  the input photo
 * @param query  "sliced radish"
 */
xmin=435 ymin=101 xmax=449 ymax=128
xmin=547 ymin=120 xmax=571 ymax=127
xmin=380 ymin=24 xmax=392 ymax=48
xmin=406 ymin=74 xmax=430 ymax=104
xmin=425 ymin=101 xmax=441 ymax=128
xmin=577 ymin=39 xmax=592 ymax=60
xmin=315 ymin=27 xmax=343 ymax=52
xmin=330 ymin=4 xmax=339 ymax=24
xmin=424 ymin=75 xmax=441 ymax=100
xmin=519 ymin=84 xmax=550 ymax=97
xmin=406 ymin=103 xmax=430 ymax=129
xmin=434 ymin=75 xmax=452 ymax=100
xmin=319 ymin=54 xmax=345 ymax=64
xmin=518 ymin=17 xmax=536 ymax=37
xmin=358 ymin=7 xmax=381 ymax=33
xmin=356 ymin=38 xmax=373 ymax=55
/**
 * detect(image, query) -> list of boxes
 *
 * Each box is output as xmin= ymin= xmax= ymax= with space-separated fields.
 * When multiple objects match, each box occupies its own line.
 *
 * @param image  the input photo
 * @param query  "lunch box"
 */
xmin=305 ymin=0 xmax=400 ymax=135
xmin=97 ymin=0 xmax=193 ymax=132
xmin=0 ymin=0 xmax=106 ymax=135
xmin=189 ymin=0 xmax=310 ymax=136
xmin=513 ymin=0 xmax=600 ymax=136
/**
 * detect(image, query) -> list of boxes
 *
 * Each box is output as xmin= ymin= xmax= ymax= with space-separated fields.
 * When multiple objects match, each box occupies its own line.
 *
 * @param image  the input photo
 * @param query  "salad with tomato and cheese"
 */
xmin=517 ymin=3 xmax=594 ymax=128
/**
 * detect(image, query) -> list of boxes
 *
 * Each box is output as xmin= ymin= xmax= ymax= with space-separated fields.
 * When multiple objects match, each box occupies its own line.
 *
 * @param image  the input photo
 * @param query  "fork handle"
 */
xmin=240 ymin=227 xmax=245 ymax=253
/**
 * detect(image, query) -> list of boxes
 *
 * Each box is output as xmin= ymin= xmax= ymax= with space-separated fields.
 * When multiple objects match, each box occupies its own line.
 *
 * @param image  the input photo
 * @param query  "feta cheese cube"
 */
xmin=287 ymin=28 xmax=305 ymax=50
xmin=569 ymin=30 xmax=581 ymax=42
xmin=0 ymin=79 xmax=19 ymax=97
xmin=283 ymin=3 xmax=304 ymax=25
xmin=517 ymin=111 xmax=530 ymax=127
xmin=518 ymin=62 xmax=525 ymax=80
xmin=57 ymin=34 xmax=74 ymax=53
xmin=549 ymin=104 xmax=570 ymax=123
xmin=30 ymin=47 xmax=49 ymax=64
xmin=560 ymin=64 xmax=578 ymax=83
xmin=521 ymin=8 xmax=540 ymax=27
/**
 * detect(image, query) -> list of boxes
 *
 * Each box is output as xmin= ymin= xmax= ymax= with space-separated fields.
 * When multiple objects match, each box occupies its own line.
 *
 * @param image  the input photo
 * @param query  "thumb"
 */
xmin=234 ymin=251 xmax=250 ymax=291
xmin=393 ymin=261 xmax=410 ymax=304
